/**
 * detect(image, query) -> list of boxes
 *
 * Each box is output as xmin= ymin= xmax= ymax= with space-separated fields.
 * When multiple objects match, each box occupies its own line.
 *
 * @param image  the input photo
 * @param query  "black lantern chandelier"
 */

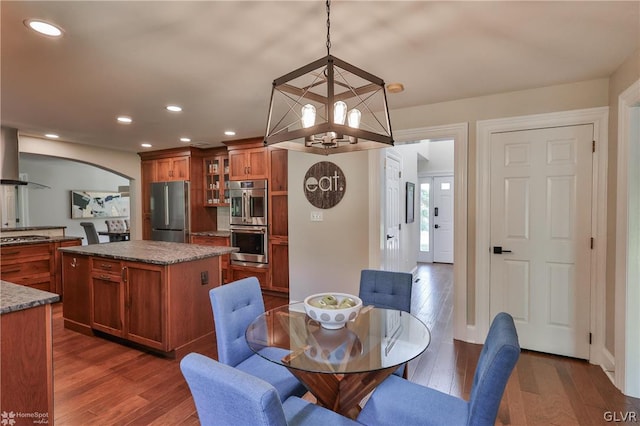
xmin=264 ymin=0 xmax=394 ymax=155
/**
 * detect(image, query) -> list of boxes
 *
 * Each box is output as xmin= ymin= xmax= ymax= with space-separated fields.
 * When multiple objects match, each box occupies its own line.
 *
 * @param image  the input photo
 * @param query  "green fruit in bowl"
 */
xmin=309 ymin=300 xmax=323 ymax=308
xmin=338 ymin=297 xmax=357 ymax=308
xmin=321 ymin=295 xmax=338 ymax=306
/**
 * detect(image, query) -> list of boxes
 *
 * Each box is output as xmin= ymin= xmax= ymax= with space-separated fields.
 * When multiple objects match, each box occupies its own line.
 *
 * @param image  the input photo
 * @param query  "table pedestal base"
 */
xmin=287 ymin=366 xmax=397 ymax=419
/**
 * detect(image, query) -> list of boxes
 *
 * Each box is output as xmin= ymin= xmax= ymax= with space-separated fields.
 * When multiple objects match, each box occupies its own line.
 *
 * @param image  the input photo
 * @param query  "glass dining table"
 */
xmin=245 ymin=302 xmax=431 ymax=419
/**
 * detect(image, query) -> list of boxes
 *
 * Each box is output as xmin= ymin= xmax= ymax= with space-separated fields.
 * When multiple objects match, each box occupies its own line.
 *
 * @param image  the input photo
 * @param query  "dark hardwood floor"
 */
xmin=52 ymin=264 xmax=640 ymax=425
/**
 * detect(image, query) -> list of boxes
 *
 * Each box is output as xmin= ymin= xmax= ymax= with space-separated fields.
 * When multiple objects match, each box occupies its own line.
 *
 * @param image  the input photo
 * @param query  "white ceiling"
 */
xmin=2 ymin=1 xmax=638 ymax=153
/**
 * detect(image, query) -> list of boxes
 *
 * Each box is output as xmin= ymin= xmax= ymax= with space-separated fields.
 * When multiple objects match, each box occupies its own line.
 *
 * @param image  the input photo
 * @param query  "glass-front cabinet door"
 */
xmin=204 ymin=155 xmax=229 ymax=206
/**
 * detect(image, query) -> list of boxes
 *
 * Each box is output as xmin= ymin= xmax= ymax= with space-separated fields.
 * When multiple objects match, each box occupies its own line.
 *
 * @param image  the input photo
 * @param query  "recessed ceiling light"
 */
xmin=45 ymin=133 xmax=59 ymax=139
xmin=224 ymin=130 xmax=236 ymax=136
xmin=166 ymin=105 xmax=182 ymax=112
xmin=117 ymin=116 xmax=133 ymax=124
xmin=24 ymin=19 xmax=63 ymax=37
xmin=386 ymin=83 xmax=405 ymax=94
xmin=180 ymin=137 xmax=191 ymax=143
xmin=141 ymin=143 xmax=152 ymax=148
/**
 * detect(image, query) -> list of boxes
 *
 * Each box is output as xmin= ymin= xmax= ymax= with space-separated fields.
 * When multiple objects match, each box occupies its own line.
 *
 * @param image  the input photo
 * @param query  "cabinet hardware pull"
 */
xmin=122 ymin=266 xmax=127 ymax=282
xmin=3 ymin=251 xmax=19 ymax=255
xmin=3 ymin=267 xmax=21 ymax=273
xmin=101 ymin=263 xmax=112 ymax=269
xmin=71 ymin=258 xmax=77 ymax=268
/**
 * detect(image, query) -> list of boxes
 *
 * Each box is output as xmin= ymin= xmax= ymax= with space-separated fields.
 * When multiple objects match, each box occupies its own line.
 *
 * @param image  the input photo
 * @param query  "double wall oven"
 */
xmin=229 ymin=180 xmax=268 ymax=267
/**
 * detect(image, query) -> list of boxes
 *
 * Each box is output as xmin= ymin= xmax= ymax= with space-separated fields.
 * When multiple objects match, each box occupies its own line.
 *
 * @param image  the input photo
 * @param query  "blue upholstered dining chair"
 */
xmin=209 ymin=277 xmax=306 ymax=401
xmin=180 ymin=353 xmax=360 ymax=426
xmin=359 ymin=269 xmax=413 ymax=312
xmin=357 ymin=312 xmax=520 ymax=426
xmin=359 ymin=269 xmax=413 ymax=377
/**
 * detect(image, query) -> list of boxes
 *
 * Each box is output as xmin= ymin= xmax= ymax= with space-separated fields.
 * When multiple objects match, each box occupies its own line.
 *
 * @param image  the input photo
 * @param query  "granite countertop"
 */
xmin=190 ymin=230 xmax=231 ymax=238
xmin=0 ymin=280 xmax=60 ymax=315
xmin=0 ymin=236 xmax=83 ymax=247
xmin=58 ymin=240 xmax=238 ymax=265
xmin=1 ymin=226 xmax=66 ymax=232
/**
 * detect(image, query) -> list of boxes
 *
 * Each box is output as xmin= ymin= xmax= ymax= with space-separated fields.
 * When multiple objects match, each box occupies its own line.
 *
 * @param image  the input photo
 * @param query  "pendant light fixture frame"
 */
xmin=264 ymin=1 xmax=394 ymax=155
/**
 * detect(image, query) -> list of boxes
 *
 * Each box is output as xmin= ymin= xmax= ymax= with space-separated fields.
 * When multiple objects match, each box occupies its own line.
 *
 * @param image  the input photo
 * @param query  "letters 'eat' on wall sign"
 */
xmin=303 ymin=161 xmax=346 ymax=209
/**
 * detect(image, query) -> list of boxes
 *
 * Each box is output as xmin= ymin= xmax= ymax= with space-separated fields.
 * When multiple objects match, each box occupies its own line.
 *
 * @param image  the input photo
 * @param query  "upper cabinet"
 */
xmin=155 ymin=155 xmax=190 ymax=181
xmin=224 ymin=138 xmax=268 ymax=181
xmin=204 ymin=154 xmax=230 ymax=206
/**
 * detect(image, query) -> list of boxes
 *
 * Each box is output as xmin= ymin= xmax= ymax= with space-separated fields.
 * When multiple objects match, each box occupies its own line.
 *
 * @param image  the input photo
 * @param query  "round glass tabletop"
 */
xmin=245 ymin=302 xmax=431 ymax=374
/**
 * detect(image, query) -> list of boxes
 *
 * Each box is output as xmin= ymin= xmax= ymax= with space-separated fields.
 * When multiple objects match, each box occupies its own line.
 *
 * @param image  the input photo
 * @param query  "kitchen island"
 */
xmin=59 ymin=240 xmax=238 ymax=357
xmin=1 ymin=281 xmax=59 ymax=423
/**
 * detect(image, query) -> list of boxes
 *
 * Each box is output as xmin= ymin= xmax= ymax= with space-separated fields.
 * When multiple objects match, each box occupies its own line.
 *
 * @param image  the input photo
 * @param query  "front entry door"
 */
xmin=433 ymin=176 xmax=454 ymax=263
xmin=489 ymin=124 xmax=593 ymax=359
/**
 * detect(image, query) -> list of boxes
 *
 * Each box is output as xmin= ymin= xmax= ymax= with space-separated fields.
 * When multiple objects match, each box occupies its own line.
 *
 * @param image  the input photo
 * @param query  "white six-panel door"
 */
xmin=384 ymin=153 xmax=401 ymax=272
xmin=489 ymin=124 xmax=593 ymax=359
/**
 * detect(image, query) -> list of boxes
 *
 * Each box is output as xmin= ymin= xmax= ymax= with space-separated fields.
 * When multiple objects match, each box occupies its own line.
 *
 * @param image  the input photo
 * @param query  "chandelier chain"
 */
xmin=326 ymin=0 xmax=331 ymax=56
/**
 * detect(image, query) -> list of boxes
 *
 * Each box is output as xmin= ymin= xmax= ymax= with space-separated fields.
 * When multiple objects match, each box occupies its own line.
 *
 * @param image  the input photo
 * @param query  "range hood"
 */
xmin=1 ymin=126 xmax=49 ymax=188
xmin=1 ymin=127 xmax=27 ymax=185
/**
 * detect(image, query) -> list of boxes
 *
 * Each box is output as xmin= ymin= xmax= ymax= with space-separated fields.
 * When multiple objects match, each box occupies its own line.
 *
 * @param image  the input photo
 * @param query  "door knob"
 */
xmin=434 ymin=224 xmax=440 ymax=229
xmin=386 ymin=234 xmax=393 ymax=240
xmin=493 ymin=246 xmax=512 ymax=254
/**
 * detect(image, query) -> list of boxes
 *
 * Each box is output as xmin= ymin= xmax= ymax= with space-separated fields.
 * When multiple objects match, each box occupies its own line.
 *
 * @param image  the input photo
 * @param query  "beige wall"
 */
xmin=390 ymin=78 xmax=610 ymax=325
xmin=288 ymin=151 xmax=371 ymax=302
xmin=606 ymin=48 xmax=640 ymax=354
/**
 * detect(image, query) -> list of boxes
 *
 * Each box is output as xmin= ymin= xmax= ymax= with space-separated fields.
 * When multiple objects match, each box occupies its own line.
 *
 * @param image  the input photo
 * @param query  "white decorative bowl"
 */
xmin=303 ymin=293 xmax=363 ymax=329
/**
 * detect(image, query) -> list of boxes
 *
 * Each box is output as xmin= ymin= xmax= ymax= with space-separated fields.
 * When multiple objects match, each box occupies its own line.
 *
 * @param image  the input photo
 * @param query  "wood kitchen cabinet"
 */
xmin=268 ymin=147 xmax=289 ymax=293
xmin=191 ymin=234 xmax=230 ymax=283
xmin=61 ymin=254 xmax=91 ymax=333
xmin=156 ymin=155 xmax=190 ymax=181
xmin=0 ymin=243 xmax=53 ymax=292
xmin=1 ymin=238 xmax=81 ymax=296
xmin=54 ymin=239 xmax=82 ymax=295
xmin=141 ymin=160 xmax=156 ymax=240
xmin=203 ymin=154 xmax=230 ymax=206
xmin=90 ymin=258 xmax=164 ymax=349
xmin=224 ymin=138 xmax=268 ymax=181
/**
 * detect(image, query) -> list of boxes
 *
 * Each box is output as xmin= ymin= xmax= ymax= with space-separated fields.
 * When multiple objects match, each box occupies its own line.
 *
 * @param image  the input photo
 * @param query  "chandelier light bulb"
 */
xmin=333 ymin=101 xmax=347 ymax=125
xmin=301 ymin=104 xmax=316 ymax=128
xmin=348 ymin=108 xmax=361 ymax=128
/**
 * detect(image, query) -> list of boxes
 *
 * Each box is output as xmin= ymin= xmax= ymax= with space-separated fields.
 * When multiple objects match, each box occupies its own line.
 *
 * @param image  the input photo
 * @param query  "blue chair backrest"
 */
xmin=180 ymin=353 xmax=287 ymax=426
xmin=468 ymin=312 xmax=520 ymax=426
xmin=359 ymin=269 xmax=413 ymax=312
xmin=209 ymin=277 xmax=265 ymax=367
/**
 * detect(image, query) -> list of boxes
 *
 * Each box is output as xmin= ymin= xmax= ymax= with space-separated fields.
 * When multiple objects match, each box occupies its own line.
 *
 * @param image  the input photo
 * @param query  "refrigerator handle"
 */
xmin=164 ymin=184 xmax=170 ymax=226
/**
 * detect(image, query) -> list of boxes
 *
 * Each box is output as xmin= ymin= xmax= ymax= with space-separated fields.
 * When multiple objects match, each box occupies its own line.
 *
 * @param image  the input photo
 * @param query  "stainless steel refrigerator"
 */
xmin=150 ymin=181 xmax=189 ymax=242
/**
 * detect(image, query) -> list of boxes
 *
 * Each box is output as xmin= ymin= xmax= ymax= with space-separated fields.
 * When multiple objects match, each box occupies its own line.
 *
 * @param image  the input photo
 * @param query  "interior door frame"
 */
xmin=476 ymin=107 xmax=608 ymax=365
xmin=615 ymin=78 xmax=640 ymax=397
xmin=370 ymin=122 xmax=468 ymax=341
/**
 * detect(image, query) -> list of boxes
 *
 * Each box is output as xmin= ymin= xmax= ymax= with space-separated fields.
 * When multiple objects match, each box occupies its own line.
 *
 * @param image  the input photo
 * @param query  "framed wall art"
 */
xmin=71 ymin=190 xmax=129 ymax=219
xmin=406 ymin=182 xmax=415 ymax=224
